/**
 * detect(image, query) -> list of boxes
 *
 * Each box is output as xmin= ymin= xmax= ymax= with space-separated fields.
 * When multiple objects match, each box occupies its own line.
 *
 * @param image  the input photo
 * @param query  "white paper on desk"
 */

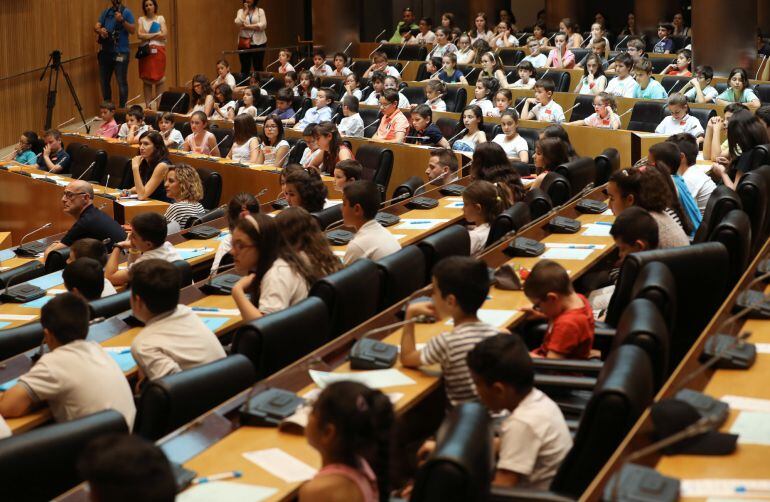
xmin=722 ymin=395 xmax=770 ymax=414
xmin=541 ymin=247 xmax=595 ymax=260
xmin=581 ymin=224 xmax=613 ymax=237
xmin=242 ymin=448 xmax=317 ymax=483
xmin=730 ymin=411 xmax=770 ymax=445
xmin=444 ymin=201 xmax=464 ymax=209
xmin=395 ymin=218 xmax=450 ymax=230
xmin=192 ymin=308 xmax=240 ymax=317
xmin=30 ymin=174 xmax=62 ymax=180
xmin=177 ymin=481 xmax=277 ymax=502
xmin=545 ymin=243 xmax=607 ymax=249
xmin=333 ymin=250 xmax=346 ymax=257
xmin=0 ymin=314 xmax=36 ymax=321
xmin=601 ymin=208 xmax=613 ymax=216
xmin=445 ymin=309 xmax=517 ymax=328
xmin=681 ymin=479 xmax=770 ymax=497
xmin=309 ymin=368 xmax=416 ymax=389
xmin=754 ymin=343 xmax=770 ymax=354
xmin=47 ymin=288 xmax=68 ymax=295
xmin=120 ymin=200 xmax=150 ymax=206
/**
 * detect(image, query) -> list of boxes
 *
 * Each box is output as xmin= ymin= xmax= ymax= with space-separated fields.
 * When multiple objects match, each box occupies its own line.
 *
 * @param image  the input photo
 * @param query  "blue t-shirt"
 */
xmin=633 ymin=79 xmax=668 ymax=100
xmin=405 ymin=123 xmax=445 ymax=146
xmin=438 ymin=69 xmax=463 ymax=83
xmin=653 ymin=38 xmax=673 ymax=54
xmin=15 ymin=150 xmax=38 ymax=165
xmin=98 ymin=5 xmax=135 ymax=54
xmin=37 ymin=148 xmax=70 ymax=172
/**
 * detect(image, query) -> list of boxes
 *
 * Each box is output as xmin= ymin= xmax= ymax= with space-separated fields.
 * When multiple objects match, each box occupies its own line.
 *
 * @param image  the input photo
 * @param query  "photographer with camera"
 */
xmin=94 ymin=0 xmax=136 ymax=107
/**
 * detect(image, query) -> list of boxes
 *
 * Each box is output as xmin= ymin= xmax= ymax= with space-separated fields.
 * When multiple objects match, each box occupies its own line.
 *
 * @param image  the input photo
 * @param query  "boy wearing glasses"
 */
xmin=521 ymin=37 xmax=547 ymax=68
xmin=372 ymin=89 xmax=409 ymax=143
xmin=522 ymin=260 xmax=594 ymax=359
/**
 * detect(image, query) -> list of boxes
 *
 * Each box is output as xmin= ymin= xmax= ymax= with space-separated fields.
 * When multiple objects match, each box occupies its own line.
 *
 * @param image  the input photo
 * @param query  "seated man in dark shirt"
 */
xmin=44 ymin=180 xmax=126 ymax=259
xmin=36 ymin=129 xmax=71 ymax=174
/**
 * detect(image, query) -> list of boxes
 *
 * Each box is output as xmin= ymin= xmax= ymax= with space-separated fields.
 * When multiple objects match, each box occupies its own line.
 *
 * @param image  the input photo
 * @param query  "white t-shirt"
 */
xmin=162 ymin=128 xmax=184 ymax=149
xmin=211 ymin=234 xmax=231 ymax=273
xmin=262 ymin=139 xmax=290 ymax=166
xmin=575 ymin=75 xmax=607 ymax=95
xmin=493 ymin=134 xmax=529 ymax=160
xmin=128 ymin=241 xmax=182 ymax=268
xmin=425 ymin=97 xmax=447 ymax=112
xmin=495 ymin=35 xmax=520 ymax=47
xmin=339 ymin=113 xmax=365 ymax=137
xmin=605 ymin=75 xmax=638 ymax=98
xmin=510 ymin=79 xmax=536 ymax=90
xmin=19 ymin=340 xmax=136 ymax=429
xmin=684 ymin=85 xmax=719 ymax=103
xmin=258 ymin=257 xmax=309 ymax=314
xmin=309 ymin=64 xmax=334 ymax=77
xmin=655 ymin=114 xmax=705 ymax=137
xmin=131 ymin=305 xmax=226 ymax=380
xmin=230 ymin=137 xmax=260 ymax=163
xmin=522 ymin=54 xmax=547 ymax=68
xmin=530 ymin=100 xmax=565 ymax=123
xmin=468 ymin=223 xmax=490 ymax=254
xmin=469 ymin=98 xmax=495 ymax=117
xmin=681 ymin=167 xmax=716 ymax=214
xmin=497 ymin=388 xmax=572 ymax=489
xmin=416 ymin=31 xmax=436 ymax=44
xmin=344 ymin=220 xmax=401 ymax=265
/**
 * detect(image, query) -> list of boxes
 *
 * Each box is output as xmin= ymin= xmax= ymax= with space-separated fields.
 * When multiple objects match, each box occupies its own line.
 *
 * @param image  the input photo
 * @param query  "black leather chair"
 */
xmin=417 ymin=225 xmax=471 ymax=282
xmin=594 ymin=148 xmax=620 ymax=185
xmin=0 ymin=260 xmax=46 ymax=289
xmin=186 ymin=207 xmax=225 ymax=228
xmin=755 ymin=84 xmax=770 ymax=104
xmin=740 ymin=144 xmax=770 ymax=173
xmin=101 ymin=154 xmax=132 ymax=188
xmin=44 ymin=248 xmax=70 ymax=273
xmin=736 ymin=168 xmax=770 ymax=254
xmin=90 ymin=290 xmax=132 ymax=320
xmin=606 ymin=242 xmax=730 ymax=368
xmin=480 ymin=122 xmax=497 ymax=143
xmin=535 ymin=69 xmax=570 ymax=92
xmin=410 ymin=402 xmax=493 ymax=502
xmin=554 ymin=157 xmax=596 ymax=196
xmin=444 ymin=86 xmax=468 ymax=113
xmin=660 ymin=76 xmax=691 ymax=94
xmin=65 ymin=142 xmax=85 ymax=175
xmin=627 ymin=101 xmax=666 ymax=133
xmin=693 ymin=185 xmax=742 ymax=243
xmin=376 ymin=245 xmax=428 ymax=309
xmin=485 ymin=202 xmax=531 ymax=247
xmin=401 ymin=85 xmax=426 ymax=106
xmin=193 ymin=167 xmax=223 ymax=210
xmin=349 ymin=60 xmax=371 ymax=78
xmin=651 ymin=57 xmax=676 ymax=73
xmin=626 ymin=261 xmax=678 ymax=343
xmin=172 ymin=259 xmax=193 ymax=287
xmin=524 ymin=187 xmax=552 ymax=219
xmin=178 ymin=121 xmax=192 ymax=139
xmin=260 ymin=76 xmax=284 ymax=94
xmin=233 ymin=297 xmax=330 ymax=376
xmin=310 ymin=259 xmax=381 ymax=336
xmin=287 ymin=138 xmax=307 ymax=165
xmin=311 ymin=204 xmax=342 ymax=230
xmin=517 ymin=127 xmax=540 ymax=163
xmin=0 ymin=322 xmax=44 ymax=361
xmin=158 ymin=91 xmax=190 ymax=113
xmin=381 ymin=44 xmax=427 ymax=61
xmin=134 ymin=355 xmax=255 ymax=440
xmin=689 ymin=107 xmax=717 ymax=133
xmin=491 ymin=345 xmax=654 ymax=501
xmin=319 ymin=77 xmax=344 ymax=98
xmin=708 ymin=209 xmax=752 ymax=287
xmin=391 ymin=176 xmax=425 ymax=200
xmin=70 ymin=146 xmax=107 ymax=183
xmin=435 ymin=117 xmax=461 ymax=142
xmin=497 ymin=49 xmax=525 ymax=66
xmin=414 ymin=62 xmax=430 ymax=82
xmin=0 ymin=410 xmax=128 ymax=501
xmin=209 ymin=127 xmax=233 ymax=158
xmin=570 ymin=48 xmax=590 ymax=65
xmin=457 ymin=65 xmax=480 ymax=86
xmin=359 ymin=108 xmax=382 ymax=139
xmin=356 ymin=144 xmax=394 ymax=194
xmin=568 ymin=95 xmax=596 ymax=123
xmin=539 ymin=171 xmax=571 ymax=205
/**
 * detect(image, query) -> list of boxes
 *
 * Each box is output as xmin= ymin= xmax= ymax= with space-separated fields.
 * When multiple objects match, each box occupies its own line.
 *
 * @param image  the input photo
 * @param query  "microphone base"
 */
xmin=674 ymin=389 xmax=730 ymax=427
xmin=325 ymin=229 xmax=354 ymax=246
xmin=349 ymin=338 xmax=398 ymax=370
xmin=548 ymin=216 xmax=582 ymax=234
xmin=1 ymin=284 xmax=46 ymax=304
xmin=239 ymin=388 xmax=305 ymax=427
xmin=183 ymin=225 xmax=222 ymax=240
xmin=700 ymin=334 xmax=756 ymax=370
xmin=406 ymin=196 xmax=439 ymax=210
xmin=439 ymin=184 xmax=466 ymax=196
xmin=198 ymin=273 xmax=242 ymax=295
xmin=375 ymin=212 xmax=401 ymax=227
xmin=14 ymin=241 xmax=49 ymax=257
xmin=602 ymin=464 xmax=679 ymax=502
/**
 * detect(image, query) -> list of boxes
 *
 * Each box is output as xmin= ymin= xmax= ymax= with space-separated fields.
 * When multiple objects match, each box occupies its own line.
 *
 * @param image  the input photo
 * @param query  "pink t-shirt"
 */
xmin=583 ymin=111 xmax=621 ymax=129
xmin=97 ymin=119 xmax=119 ymax=138
xmin=547 ymin=48 xmax=575 ymax=69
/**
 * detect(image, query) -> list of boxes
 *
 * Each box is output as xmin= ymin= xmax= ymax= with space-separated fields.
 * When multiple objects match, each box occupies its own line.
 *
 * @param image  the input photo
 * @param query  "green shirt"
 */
xmin=633 ymin=79 xmax=668 ymax=100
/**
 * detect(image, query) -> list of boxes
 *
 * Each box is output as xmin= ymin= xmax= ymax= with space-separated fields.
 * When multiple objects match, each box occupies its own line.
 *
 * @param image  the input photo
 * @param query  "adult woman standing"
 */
xmin=137 ymin=0 xmax=167 ymax=109
xmin=234 ymin=0 xmax=267 ymax=75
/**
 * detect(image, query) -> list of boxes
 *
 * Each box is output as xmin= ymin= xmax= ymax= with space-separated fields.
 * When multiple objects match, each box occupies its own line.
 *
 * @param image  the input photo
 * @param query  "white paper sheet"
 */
xmin=541 ymin=247 xmax=595 ymax=260
xmin=581 ymin=223 xmax=613 ymax=237
xmin=191 ymin=308 xmax=241 ymax=316
xmin=0 ymin=314 xmax=37 ymax=321
xmin=445 ymin=309 xmax=517 ymax=328
xmin=730 ymin=411 xmax=770 ymax=445
xmin=722 ymin=395 xmax=770 ymax=414
xmin=242 ymin=448 xmax=317 ymax=483
xmin=681 ymin=479 xmax=770 ymax=497
xmin=755 ymin=343 xmax=770 ymax=354
xmin=177 ymin=482 xmax=278 ymax=502
xmin=395 ymin=219 xmax=450 ymax=230
xmin=119 ymin=200 xmax=150 ymax=206
xmin=309 ymin=368 xmax=416 ymax=389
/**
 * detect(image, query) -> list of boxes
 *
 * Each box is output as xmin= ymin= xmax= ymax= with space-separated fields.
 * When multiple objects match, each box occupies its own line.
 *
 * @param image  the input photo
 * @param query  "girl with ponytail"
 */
xmin=462 ymin=179 xmax=512 ymax=254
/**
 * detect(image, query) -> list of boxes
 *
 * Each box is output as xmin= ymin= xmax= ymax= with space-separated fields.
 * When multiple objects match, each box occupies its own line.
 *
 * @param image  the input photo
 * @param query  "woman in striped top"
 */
xmin=163 ymin=164 xmax=205 ymax=228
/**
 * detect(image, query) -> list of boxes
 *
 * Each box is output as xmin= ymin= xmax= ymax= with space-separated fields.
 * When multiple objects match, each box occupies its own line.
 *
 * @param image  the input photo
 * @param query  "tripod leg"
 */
xmin=44 ymin=65 xmax=60 ymax=131
xmin=60 ymin=65 xmax=90 ymax=133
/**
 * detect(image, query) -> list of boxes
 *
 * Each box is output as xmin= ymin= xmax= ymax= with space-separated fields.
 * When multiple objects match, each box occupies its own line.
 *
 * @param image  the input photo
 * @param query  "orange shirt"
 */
xmin=376 ymin=109 xmax=409 ymax=141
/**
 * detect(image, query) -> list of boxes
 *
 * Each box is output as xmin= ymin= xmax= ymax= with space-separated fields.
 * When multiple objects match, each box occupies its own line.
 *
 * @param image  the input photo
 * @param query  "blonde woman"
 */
xmin=163 ymin=164 xmax=206 ymax=228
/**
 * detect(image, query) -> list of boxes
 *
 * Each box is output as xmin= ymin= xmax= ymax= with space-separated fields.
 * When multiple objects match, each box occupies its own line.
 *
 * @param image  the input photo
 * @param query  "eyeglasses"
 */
xmin=62 ymin=191 xmax=87 ymax=199
xmin=231 ymin=241 xmax=256 ymax=252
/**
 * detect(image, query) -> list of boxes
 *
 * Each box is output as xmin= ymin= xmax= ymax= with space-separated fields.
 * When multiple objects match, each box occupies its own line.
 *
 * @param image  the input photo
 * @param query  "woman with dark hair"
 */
xmin=256 ymin=115 xmax=290 ymax=166
xmin=234 ymin=0 xmax=267 ymax=74
xmin=531 ymin=137 xmax=571 ymax=189
xmin=716 ymin=68 xmax=761 ymax=111
xmin=712 ymin=110 xmax=770 ymax=189
xmin=283 ymin=168 xmax=328 ymax=213
xmin=188 ymin=74 xmax=214 ymax=116
xmin=560 ymin=18 xmax=584 ymax=48
xmin=453 ymin=105 xmax=486 ymax=153
xmin=539 ymin=125 xmax=578 ymax=159
xmin=470 ymin=142 xmax=526 ymax=204
xmin=276 ymin=207 xmax=341 ymax=279
xmin=308 ymin=122 xmax=354 ymax=175
xmin=230 ymin=213 xmax=312 ymax=321
xmin=210 ymin=83 xmax=237 ymax=120
xmin=137 ymin=0 xmax=167 ymax=108
xmin=126 ymin=130 xmax=171 ymax=201
xmin=228 ymin=114 xmax=261 ymax=163
xmin=210 ymin=192 xmax=260 ymax=273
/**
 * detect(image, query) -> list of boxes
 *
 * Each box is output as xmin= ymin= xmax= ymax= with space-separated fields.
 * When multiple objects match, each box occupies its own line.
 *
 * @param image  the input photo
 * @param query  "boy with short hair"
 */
xmin=364 ymin=51 xmax=401 ymax=78
xmin=682 ymin=65 xmax=718 ymax=103
xmin=521 ymin=79 xmax=565 ymax=123
xmin=508 ymin=61 xmax=536 ymax=89
xmin=653 ymin=23 xmax=674 ymax=54
xmin=383 ymin=75 xmax=412 ymax=109
xmin=655 ymin=93 xmax=704 ymax=137
xmin=523 ymin=260 xmax=594 ymax=359
xmin=406 ymin=104 xmax=450 ymax=147
xmin=37 ymin=128 xmax=71 ymax=174
xmin=96 ymin=101 xmax=120 ymax=138
xmin=0 ymin=293 xmax=136 ymax=428
xmin=521 ymin=37 xmax=547 ymax=68
xmin=338 ymin=95 xmax=364 ymax=137
xmin=116 ymin=104 xmax=145 ymax=139
xmin=294 ymin=87 xmax=335 ymax=130
xmin=68 ymin=237 xmax=118 ymax=297
xmin=342 ymin=180 xmax=401 ymax=264
xmin=467 ymin=333 xmax=572 ymax=488
xmin=400 ymin=256 xmax=500 ymax=405
xmin=119 ymin=109 xmax=151 ymax=144
xmin=666 ymin=132 xmax=716 ymax=214
xmin=576 ymin=39 xmax=608 ymax=69
xmin=309 ymin=48 xmax=333 ymax=77
xmin=157 ymin=112 xmax=184 ymax=149
xmin=362 ymin=71 xmax=388 ymax=106
xmin=63 ymin=257 xmax=105 ymax=301
xmin=605 ymin=53 xmax=638 ymax=98
xmin=130 ymin=259 xmax=226 ymax=381
xmin=105 ymin=212 xmax=182 ymax=287
xmin=372 ymin=88 xmax=410 ymax=143
xmin=266 ymin=87 xmax=296 ymax=123
xmin=633 ymin=58 xmax=668 ymax=100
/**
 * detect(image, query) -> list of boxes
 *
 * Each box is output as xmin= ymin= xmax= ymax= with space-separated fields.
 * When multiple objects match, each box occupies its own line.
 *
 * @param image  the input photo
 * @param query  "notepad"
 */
xmin=722 ymin=395 xmax=770 ymax=414
xmin=192 ymin=308 xmax=240 ymax=316
xmin=177 ymin=482 xmax=277 ymax=502
xmin=446 ymin=309 xmax=518 ymax=328
xmin=21 ymin=295 xmax=54 ymax=308
xmin=176 ymin=247 xmax=214 ymax=260
xmin=395 ymin=219 xmax=450 ymax=230
xmin=0 ymin=378 xmax=19 ymax=391
xmin=393 ymin=234 xmax=408 ymax=241
xmin=242 ymin=448 xmax=317 ymax=483
xmin=200 ymin=317 xmax=230 ymax=332
xmin=333 ymin=250 xmax=346 ymax=257
xmin=30 ymin=173 xmax=63 ymax=180
xmin=27 ymin=270 xmax=64 ymax=290
xmin=730 ymin=411 xmax=770 ymax=445
xmin=681 ymin=479 xmax=770 ymax=497
xmin=309 ymin=368 xmax=416 ymax=390
xmin=215 ymin=232 xmax=230 ymax=241
xmin=755 ymin=343 xmax=770 ymax=354
xmin=0 ymin=314 xmax=37 ymax=321
xmin=581 ymin=223 xmax=613 ymax=237
xmin=104 ymin=347 xmax=137 ymax=372
xmin=541 ymin=243 xmax=605 ymax=261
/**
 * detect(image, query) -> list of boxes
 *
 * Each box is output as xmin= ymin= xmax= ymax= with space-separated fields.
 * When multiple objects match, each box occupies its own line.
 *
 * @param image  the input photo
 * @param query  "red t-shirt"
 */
xmin=536 ymin=294 xmax=594 ymax=358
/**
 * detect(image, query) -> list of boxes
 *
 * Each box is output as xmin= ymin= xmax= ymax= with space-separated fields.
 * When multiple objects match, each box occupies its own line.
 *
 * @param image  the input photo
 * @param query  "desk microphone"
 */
xmin=76 ymin=161 xmax=96 ymax=181
xmin=667 ymin=80 xmax=682 ymax=94
xmin=429 ymin=65 xmax=447 ymax=79
xmin=329 ymin=112 xmax=340 ymax=122
xmin=464 ymin=67 xmax=478 ymax=79
xmin=57 ymin=117 xmax=75 ymax=128
xmin=210 ymin=135 xmax=230 ymax=157
xmin=293 ymin=58 xmax=306 ymax=70
xmin=17 ymin=223 xmax=52 ymax=254
xmin=169 ymin=93 xmax=187 ymax=114
xmin=404 ymin=135 xmax=430 ymax=141
xmin=446 ymin=127 xmax=467 ymax=144
xmin=273 ymin=141 xmax=302 ymax=167
xmin=614 ymin=35 xmax=629 ymax=51
xmin=255 ymin=106 xmax=274 ymax=119
xmin=756 ymin=54 xmax=768 ymax=80
xmin=362 ymin=118 xmax=382 ymax=132
xmin=75 ymin=117 xmax=99 ymax=133
xmin=561 ymin=103 xmax=580 ymax=119
xmin=398 ymin=60 xmax=411 ymax=75
xmin=260 ymin=76 xmax=275 ymax=90
xmin=618 ymin=108 xmax=634 ymax=119
xmin=671 ymin=331 xmax=752 ymax=395
xmin=341 ymin=42 xmax=352 ymax=56
xmin=395 ymin=40 xmax=408 ymax=61
xmin=372 ymin=29 xmax=386 ymax=43
xmin=125 ymin=94 xmax=143 ymax=106
xmin=236 ymin=74 xmax=252 ymax=87
xmin=581 ymin=36 xmax=593 ymax=47
xmin=368 ymin=43 xmax=384 ymax=58
xmin=147 ymin=92 xmax=164 ymax=109
xmin=265 ymin=58 xmax=280 ymax=70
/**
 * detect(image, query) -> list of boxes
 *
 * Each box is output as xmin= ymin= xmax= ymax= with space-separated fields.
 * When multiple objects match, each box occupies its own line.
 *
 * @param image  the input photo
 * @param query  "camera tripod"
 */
xmin=40 ymin=50 xmax=89 ymax=133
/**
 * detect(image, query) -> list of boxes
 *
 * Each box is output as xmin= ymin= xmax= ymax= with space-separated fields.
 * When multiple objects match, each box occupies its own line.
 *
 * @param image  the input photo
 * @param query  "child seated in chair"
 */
xmin=342 ymin=180 xmax=401 ymax=264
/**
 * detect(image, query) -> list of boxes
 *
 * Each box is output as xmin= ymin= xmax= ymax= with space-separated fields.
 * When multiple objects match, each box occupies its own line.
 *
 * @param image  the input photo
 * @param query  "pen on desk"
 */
xmin=594 ymin=221 xmax=613 ymax=226
xmin=566 ymin=245 xmax=597 ymax=249
xmin=192 ymin=470 xmax=242 ymax=484
xmin=192 ymin=307 xmax=219 ymax=312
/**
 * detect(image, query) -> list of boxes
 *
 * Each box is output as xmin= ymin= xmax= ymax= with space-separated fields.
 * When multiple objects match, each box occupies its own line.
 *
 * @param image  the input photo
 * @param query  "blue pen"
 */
xmin=410 ymin=221 xmax=432 ymax=225
xmin=192 ymin=470 xmax=243 ymax=484
xmin=566 ymin=245 xmax=596 ymax=249
xmin=192 ymin=307 xmax=219 ymax=312
xmin=595 ymin=221 xmax=613 ymax=226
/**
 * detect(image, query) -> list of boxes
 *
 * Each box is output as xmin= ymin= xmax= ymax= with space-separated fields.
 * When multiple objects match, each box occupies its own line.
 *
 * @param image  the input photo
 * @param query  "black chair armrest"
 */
xmin=489 ymin=486 xmax=575 ymax=502
xmin=533 ymin=374 xmax=597 ymax=390
xmin=532 ymin=358 xmax=604 ymax=374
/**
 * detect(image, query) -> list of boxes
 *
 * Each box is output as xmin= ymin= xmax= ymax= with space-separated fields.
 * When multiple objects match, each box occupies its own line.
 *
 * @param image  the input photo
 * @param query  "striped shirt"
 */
xmin=420 ymin=321 xmax=499 ymax=405
xmin=164 ymin=202 xmax=205 ymax=228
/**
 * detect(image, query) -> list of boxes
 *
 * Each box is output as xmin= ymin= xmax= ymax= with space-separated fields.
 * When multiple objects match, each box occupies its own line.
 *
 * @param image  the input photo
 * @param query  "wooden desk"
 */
xmin=0 ymin=233 xmax=10 ymax=250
